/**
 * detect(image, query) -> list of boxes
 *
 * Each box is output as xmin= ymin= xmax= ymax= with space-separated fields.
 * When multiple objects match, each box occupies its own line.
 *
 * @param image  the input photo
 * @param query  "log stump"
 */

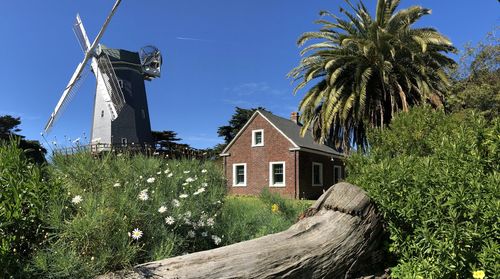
xmin=98 ymin=182 xmax=385 ymax=279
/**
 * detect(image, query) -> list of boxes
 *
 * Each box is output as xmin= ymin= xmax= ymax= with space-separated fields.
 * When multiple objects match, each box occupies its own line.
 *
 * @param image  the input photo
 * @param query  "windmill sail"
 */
xmin=97 ymin=53 xmax=126 ymax=117
xmin=44 ymin=0 xmax=122 ymax=133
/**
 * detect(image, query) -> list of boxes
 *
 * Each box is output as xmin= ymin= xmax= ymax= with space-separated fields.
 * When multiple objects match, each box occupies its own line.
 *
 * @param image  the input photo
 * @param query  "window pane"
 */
xmin=254 ymin=132 xmax=262 ymax=144
xmin=273 ymin=164 xmax=283 ymax=183
xmin=313 ymin=165 xmax=321 ymax=184
xmin=236 ymin=165 xmax=245 ymax=184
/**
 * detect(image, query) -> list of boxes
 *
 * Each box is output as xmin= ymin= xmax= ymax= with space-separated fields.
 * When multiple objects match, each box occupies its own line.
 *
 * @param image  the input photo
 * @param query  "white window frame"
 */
xmin=232 ymin=163 xmax=247 ymax=187
xmin=312 ymin=162 xmax=323 ymax=186
xmin=251 ymin=129 xmax=264 ymax=147
xmin=334 ymin=165 xmax=343 ymax=184
xmin=269 ymin=161 xmax=286 ymax=187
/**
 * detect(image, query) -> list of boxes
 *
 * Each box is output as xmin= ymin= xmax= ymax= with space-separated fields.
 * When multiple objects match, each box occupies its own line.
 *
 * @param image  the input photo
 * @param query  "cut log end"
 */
xmin=98 ymin=183 xmax=386 ymax=279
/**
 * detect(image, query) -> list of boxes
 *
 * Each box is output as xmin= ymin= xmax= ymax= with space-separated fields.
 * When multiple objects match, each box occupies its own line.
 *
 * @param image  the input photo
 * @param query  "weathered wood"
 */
xmin=98 ymin=182 xmax=385 ymax=279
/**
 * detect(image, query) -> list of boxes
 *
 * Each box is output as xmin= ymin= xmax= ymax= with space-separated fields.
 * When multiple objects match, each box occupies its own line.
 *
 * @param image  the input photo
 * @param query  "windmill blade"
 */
xmin=97 ymin=53 xmax=126 ymax=115
xmin=87 ymin=0 xmax=121 ymax=56
xmin=44 ymin=61 xmax=91 ymax=133
xmin=73 ymin=14 xmax=91 ymax=53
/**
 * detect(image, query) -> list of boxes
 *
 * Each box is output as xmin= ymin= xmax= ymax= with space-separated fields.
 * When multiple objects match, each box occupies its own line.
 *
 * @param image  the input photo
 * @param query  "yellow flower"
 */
xmin=472 ymin=270 xmax=485 ymax=279
xmin=271 ymin=204 xmax=279 ymax=213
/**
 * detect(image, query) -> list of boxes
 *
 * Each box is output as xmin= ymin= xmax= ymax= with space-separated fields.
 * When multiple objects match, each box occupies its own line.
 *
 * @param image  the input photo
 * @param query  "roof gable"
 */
xmin=221 ymin=110 xmax=297 ymax=154
xmin=221 ymin=110 xmax=343 ymax=157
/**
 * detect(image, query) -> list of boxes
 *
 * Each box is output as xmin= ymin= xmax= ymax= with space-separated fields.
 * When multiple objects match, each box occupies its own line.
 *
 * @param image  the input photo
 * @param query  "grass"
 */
xmin=217 ymin=191 xmax=312 ymax=245
xmin=0 ymin=148 xmax=313 ymax=278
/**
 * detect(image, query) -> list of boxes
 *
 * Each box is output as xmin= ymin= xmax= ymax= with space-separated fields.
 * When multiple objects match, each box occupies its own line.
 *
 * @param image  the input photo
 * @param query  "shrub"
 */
xmin=30 ymin=152 xmax=226 ymax=278
xmin=0 ymin=141 xmax=56 ymax=277
xmin=347 ymin=107 xmax=499 ymax=278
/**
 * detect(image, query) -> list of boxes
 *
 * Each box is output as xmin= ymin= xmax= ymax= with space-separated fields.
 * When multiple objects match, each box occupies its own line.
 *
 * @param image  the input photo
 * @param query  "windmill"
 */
xmin=44 ymin=0 xmax=162 ymax=148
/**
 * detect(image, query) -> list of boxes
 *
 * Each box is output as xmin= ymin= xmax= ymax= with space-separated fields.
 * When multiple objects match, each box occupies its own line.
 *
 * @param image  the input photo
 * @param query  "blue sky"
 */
xmin=0 ymin=0 xmax=498 ymax=149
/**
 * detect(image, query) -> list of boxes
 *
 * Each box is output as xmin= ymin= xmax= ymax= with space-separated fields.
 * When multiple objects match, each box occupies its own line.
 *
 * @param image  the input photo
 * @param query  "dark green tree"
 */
xmin=289 ymin=0 xmax=456 ymax=152
xmin=152 ymin=130 xmax=182 ymax=150
xmin=217 ymin=107 xmax=269 ymax=144
xmin=0 ymin=115 xmax=46 ymax=164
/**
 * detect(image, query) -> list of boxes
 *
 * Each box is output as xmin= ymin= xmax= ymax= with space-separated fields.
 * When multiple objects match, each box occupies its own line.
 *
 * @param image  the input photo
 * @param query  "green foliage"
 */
xmin=289 ymin=0 xmax=456 ymax=151
xmin=215 ymin=191 xmax=311 ymax=245
xmin=447 ymin=29 xmax=500 ymax=121
xmin=347 ymin=107 xmax=499 ymax=278
xmin=0 ymin=141 xmax=56 ymax=277
xmin=0 ymin=114 xmax=47 ymax=164
xmin=29 ymin=152 xmax=226 ymax=278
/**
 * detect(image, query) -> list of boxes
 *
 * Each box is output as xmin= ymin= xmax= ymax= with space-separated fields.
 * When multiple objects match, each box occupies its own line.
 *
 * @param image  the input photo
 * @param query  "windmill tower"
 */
xmin=44 ymin=0 xmax=162 ymax=148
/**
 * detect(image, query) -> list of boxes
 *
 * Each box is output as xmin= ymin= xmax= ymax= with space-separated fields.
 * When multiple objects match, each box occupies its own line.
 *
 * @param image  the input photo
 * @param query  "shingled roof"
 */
xmin=221 ymin=110 xmax=343 ymax=157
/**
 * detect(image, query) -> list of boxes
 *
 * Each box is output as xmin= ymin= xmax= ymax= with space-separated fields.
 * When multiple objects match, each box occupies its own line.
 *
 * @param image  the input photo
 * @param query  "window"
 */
xmin=334 ymin=165 xmax=343 ymax=184
xmin=232 ymin=163 xmax=247 ymax=187
xmin=269 ymin=161 xmax=285 ymax=187
xmin=101 ymin=110 xmax=104 ymax=117
xmin=141 ymin=109 xmax=146 ymax=119
xmin=118 ymin=79 xmax=124 ymax=88
xmin=312 ymin=162 xmax=323 ymax=186
xmin=251 ymin=129 xmax=264 ymax=147
xmin=121 ymin=138 xmax=127 ymax=146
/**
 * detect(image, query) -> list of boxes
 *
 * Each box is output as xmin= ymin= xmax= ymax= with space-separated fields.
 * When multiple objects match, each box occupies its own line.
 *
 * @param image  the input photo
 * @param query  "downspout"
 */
xmin=294 ymin=150 xmax=298 ymax=199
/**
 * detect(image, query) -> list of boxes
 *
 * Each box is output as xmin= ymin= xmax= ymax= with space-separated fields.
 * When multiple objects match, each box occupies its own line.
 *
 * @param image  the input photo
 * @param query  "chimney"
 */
xmin=290 ymin=111 xmax=299 ymax=124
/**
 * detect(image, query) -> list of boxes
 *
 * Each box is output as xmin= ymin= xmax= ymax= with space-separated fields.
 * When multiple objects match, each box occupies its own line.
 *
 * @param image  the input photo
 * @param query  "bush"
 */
xmin=215 ymin=189 xmax=311 ymax=245
xmin=0 ymin=141 xmax=55 ymax=277
xmin=29 ymin=152 xmax=226 ymax=278
xmin=347 ymin=107 xmax=499 ymax=278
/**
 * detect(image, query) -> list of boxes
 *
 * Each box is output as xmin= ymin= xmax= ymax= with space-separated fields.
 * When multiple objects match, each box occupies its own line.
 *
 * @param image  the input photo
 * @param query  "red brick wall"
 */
xmin=224 ymin=113 xmax=297 ymax=198
xmin=298 ymin=153 xmax=344 ymax=200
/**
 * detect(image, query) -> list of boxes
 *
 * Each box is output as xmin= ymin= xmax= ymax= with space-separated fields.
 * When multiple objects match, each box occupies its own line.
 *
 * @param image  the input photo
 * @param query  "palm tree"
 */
xmin=288 ymin=0 xmax=456 ymax=152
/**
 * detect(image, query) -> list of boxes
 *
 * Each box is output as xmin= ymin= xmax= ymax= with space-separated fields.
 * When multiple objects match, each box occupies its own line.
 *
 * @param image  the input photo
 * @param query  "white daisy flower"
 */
xmin=193 ymin=187 xmax=205 ymax=195
xmin=172 ymin=199 xmax=180 ymax=207
xmin=187 ymin=230 xmax=195 ymax=238
xmin=211 ymin=235 xmax=221 ymax=245
xmin=158 ymin=206 xmax=167 ymax=213
xmin=167 ymin=173 xmax=173 ymax=178
xmin=185 ymin=177 xmax=195 ymax=183
xmin=157 ymin=171 xmax=162 ymax=175
xmin=184 ymin=211 xmax=192 ymax=218
xmin=179 ymin=193 xmax=188 ymax=199
xmin=164 ymin=169 xmax=170 ymax=174
xmin=197 ymin=219 xmax=205 ymax=227
xmin=165 ymin=216 xmax=175 ymax=225
xmin=146 ymin=177 xmax=155 ymax=183
xmin=131 ymin=228 xmax=143 ymax=240
xmin=183 ymin=171 xmax=190 ymax=174
xmin=182 ymin=182 xmax=188 ymax=186
xmin=113 ymin=182 xmax=121 ymax=187
xmin=201 ymin=169 xmax=207 ymax=173
xmin=139 ymin=175 xmax=143 ymax=179
xmin=206 ymin=218 xmax=215 ymax=227
xmin=201 ymin=182 xmax=208 ymax=187
xmin=71 ymin=195 xmax=83 ymax=204
xmin=138 ymin=189 xmax=149 ymax=201
xmin=201 ymin=231 xmax=208 ymax=237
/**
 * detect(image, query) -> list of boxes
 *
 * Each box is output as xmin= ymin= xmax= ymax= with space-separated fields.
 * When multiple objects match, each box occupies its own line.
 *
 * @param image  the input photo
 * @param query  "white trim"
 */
xmin=251 ymin=129 xmax=264 ymax=147
xmin=219 ymin=153 xmax=230 ymax=157
xmin=288 ymin=147 xmax=345 ymax=159
xmin=269 ymin=161 xmax=286 ymax=187
xmin=232 ymin=163 xmax=247 ymax=187
xmin=221 ymin=110 xmax=298 ymax=154
xmin=312 ymin=162 xmax=323 ymax=187
xmin=334 ymin=165 xmax=343 ymax=184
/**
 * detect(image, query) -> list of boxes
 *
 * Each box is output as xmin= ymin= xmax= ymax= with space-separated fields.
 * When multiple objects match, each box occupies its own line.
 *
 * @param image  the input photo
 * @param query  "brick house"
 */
xmin=220 ymin=110 xmax=345 ymax=199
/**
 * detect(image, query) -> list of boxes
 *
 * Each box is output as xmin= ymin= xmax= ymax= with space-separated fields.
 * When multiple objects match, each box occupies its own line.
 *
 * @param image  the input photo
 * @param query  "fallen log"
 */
xmin=98 ymin=182 xmax=385 ymax=279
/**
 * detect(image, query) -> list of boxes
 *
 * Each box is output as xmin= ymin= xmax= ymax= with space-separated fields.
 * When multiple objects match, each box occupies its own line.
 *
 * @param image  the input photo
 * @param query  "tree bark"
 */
xmin=98 ymin=182 xmax=385 ymax=279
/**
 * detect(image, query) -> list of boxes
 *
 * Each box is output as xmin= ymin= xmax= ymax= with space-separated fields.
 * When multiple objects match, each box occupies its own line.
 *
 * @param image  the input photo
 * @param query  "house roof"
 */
xmin=221 ymin=110 xmax=343 ymax=157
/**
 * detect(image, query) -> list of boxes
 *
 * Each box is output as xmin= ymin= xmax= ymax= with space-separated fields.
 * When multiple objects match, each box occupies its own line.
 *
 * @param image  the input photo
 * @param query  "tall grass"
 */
xmin=29 ymin=152 xmax=226 ymax=278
